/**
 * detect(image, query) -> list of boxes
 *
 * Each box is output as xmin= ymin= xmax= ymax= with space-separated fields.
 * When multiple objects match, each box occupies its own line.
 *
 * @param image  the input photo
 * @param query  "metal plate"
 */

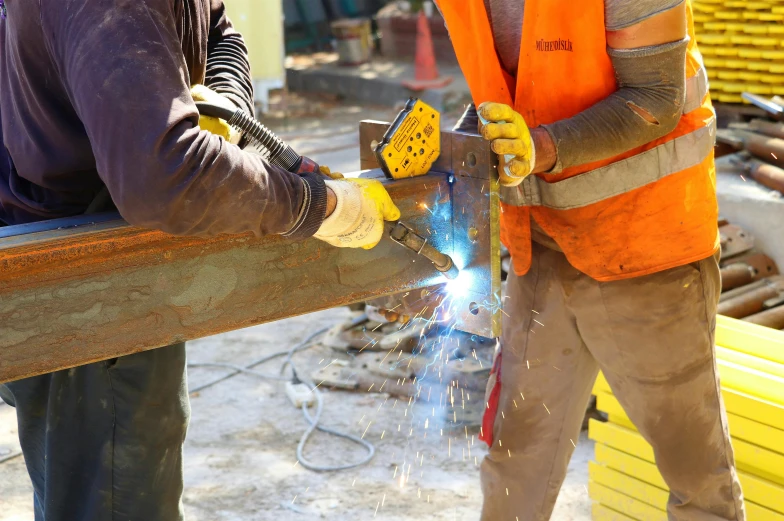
xmin=719 ymin=224 xmax=755 ymax=260
xmin=360 ymin=121 xmax=502 ymax=338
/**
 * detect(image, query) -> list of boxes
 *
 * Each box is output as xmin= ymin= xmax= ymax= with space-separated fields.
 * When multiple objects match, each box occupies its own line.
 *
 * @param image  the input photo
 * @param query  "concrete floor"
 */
xmin=0 ymin=96 xmax=594 ymax=521
xmin=0 ymin=309 xmax=594 ymax=521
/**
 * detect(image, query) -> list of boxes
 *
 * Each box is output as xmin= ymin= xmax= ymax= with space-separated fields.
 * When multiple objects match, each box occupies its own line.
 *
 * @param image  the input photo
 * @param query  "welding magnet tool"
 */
xmin=374 ymin=98 xmax=441 ymax=179
xmin=389 ymin=221 xmax=460 ymax=280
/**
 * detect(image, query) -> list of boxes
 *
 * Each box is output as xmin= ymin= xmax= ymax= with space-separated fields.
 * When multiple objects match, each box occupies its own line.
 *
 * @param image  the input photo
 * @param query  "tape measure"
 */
xmin=374 ymin=98 xmax=441 ymax=180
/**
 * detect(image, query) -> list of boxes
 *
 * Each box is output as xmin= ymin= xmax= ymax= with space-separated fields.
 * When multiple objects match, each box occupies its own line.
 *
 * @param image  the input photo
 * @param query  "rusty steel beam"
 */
xmin=0 ymin=123 xmax=502 ymax=383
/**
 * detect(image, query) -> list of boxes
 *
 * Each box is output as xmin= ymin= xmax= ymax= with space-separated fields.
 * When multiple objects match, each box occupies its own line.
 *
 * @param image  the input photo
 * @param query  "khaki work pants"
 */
xmin=480 ymin=242 xmax=745 ymax=521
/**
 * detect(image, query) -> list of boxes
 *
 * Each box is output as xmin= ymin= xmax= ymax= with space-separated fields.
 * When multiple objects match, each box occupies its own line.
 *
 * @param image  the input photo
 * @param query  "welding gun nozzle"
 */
xmin=390 ymin=222 xmax=461 ymax=280
xmin=434 ymin=255 xmax=460 ymax=280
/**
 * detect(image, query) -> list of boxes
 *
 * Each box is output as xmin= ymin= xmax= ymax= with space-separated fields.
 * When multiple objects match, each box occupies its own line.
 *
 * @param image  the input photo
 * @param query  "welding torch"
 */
xmin=389 ymin=222 xmax=460 ymax=280
xmin=195 ymin=102 xmax=460 ymax=280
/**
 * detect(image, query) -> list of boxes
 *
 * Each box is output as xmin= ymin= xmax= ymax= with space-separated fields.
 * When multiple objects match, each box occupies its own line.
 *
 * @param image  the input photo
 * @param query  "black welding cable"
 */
xmin=194 ymin=102 xmax=301 ymax=172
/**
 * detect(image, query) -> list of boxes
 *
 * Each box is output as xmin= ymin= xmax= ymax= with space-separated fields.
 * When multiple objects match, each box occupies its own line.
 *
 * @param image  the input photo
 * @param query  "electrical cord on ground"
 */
xmin=187 ymin=316 xmax=375 ymax=471
xmin=186 ymin=362 xmax=290 ymax=382
xmin=290 ymin=364 xmax=375 ymax=472
xmin=188 ymin=328 xmax=328 ymax=394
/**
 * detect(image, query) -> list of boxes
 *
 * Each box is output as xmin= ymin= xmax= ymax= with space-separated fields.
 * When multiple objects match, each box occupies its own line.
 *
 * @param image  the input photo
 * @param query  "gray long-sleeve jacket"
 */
xmin=0 ymin=0 xmax=326 ymax=239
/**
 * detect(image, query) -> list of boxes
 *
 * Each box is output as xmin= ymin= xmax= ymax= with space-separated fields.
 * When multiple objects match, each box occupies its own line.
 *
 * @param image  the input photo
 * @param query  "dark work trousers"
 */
xmin=0 ymin=343 xmax=190 ymax=521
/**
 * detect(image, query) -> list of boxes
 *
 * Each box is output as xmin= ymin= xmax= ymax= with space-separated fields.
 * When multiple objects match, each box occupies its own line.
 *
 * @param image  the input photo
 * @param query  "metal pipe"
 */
xmin=718 ymin=285 xmax=781 ymax=318
xmin=719 ymin=278 xmax=769 ymax=303
xmin=721 ymin=263 xmax=755 ymax=291
xmin=748 ymin=119 xmax=784 ymax=140
xmin=741 ymin=132 xmax=784 ymax=169
xmin=745 ymin=159 xmax=784 ymax=195
xmin=743 ymin=305 xmax=784 ymax=330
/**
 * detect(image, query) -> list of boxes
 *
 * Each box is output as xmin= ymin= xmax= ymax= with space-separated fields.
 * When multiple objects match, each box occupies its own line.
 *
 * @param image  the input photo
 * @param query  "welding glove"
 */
xmin=190 ymin=84 xmax=242 ymax=145
xmin=315 ymin=179 xmax=401 ymax=250
xmin=478 ymin=102 xmax=536 ymax=187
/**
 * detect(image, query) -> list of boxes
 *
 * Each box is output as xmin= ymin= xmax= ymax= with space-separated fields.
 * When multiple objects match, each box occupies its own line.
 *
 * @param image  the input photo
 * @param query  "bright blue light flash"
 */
xmin=444 ymin=270 xmax=472 ymax=300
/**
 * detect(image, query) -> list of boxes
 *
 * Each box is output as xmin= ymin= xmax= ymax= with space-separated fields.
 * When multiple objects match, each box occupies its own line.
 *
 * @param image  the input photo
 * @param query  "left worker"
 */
xmin=0 ymin=0 xmax=399 ymax=520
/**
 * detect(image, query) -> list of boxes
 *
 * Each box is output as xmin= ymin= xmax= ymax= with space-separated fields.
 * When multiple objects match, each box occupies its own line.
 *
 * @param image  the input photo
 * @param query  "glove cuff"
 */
xmin=281 ymin=173 xmax=328 ymax=240
xmin=315 ymin=180 xmax=362 ymax=238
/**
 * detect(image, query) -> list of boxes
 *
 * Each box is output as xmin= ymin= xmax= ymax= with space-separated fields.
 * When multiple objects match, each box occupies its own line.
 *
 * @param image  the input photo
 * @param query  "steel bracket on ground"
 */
xmin=0 ymin=123 xmax=500 ymax=383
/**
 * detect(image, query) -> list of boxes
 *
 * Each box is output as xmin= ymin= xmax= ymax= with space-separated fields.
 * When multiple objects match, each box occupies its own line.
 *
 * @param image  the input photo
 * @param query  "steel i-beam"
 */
xmin=0 ymin=122 xmax=500 ymax=383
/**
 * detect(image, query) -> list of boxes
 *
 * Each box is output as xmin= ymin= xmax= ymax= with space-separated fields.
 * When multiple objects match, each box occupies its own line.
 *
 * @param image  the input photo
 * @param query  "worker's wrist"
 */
xmin=316 ymin=180 xmax=363 ymax=238
xmin=281 ymin=173 xmax=329 ymax=240
xmin=531 ymin=127 xmax=558 ymax=174
xmin=326 ymin=187 xmax=337 ymax=217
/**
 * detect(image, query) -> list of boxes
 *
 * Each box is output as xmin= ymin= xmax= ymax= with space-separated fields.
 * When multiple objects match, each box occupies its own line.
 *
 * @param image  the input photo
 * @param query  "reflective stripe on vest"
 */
xmin=684 ymin=66 xmax=709 ymax=114
xmin=501 ymin=68 xmax=714 ymax=210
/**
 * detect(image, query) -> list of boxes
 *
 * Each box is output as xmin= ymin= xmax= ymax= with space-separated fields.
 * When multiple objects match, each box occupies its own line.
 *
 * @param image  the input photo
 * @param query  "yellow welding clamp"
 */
xmin=374 ymin=98 xmax=441 ymax=179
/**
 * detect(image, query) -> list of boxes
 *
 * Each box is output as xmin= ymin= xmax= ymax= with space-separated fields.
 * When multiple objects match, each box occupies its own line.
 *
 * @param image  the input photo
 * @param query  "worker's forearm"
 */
xmin=542 ymin=38 xmax=688 ymax=173
xmin=531 ymin=128 xmax=557 ymax=173
xmin=117 ymin=132 xmax=328 ymax=239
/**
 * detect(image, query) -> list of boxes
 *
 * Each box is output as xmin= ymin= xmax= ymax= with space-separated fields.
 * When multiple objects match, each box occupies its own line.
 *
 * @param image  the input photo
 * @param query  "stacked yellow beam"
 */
xmin=589 ymin=315 xmax=784 ymax=521
xmin=693 ymin=0 xmax=784 ymax=103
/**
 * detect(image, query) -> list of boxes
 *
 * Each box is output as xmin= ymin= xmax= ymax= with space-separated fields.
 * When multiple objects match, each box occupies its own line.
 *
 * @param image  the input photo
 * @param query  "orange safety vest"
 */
xmin=436 ymin=0 xmax=719 ymax=281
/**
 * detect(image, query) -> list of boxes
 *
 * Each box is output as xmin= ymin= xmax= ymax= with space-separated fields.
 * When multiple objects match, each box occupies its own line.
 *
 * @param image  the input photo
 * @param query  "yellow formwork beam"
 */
xmin=589 ymin=481 xmax=666 ymax=521
xmin=595 ymin=392 xmax=784 ymax=457
xmin=594 ymin=443 xmax=784 ymax=515
xmin=717 ymin=359 xmax=784 ymax=407
xmin=593 ymin=503 xmax=638 ymax=521
xmin=607 ymin=414 xmax=636 ymax=431
xmin=593 ymin=373 xmax=784 ymax=431
xmin=590 ymin=462 xmax=667 ymax=509
xmin=595 ymin=443 xmax=667 ymax=489
xmin=588 ymin=419 xmax=784 ymax=487
xmin=716 ymin=316 xmax=784 ymax=365
xmin=717 ymin=346 xmax=784 ymax=380
xmin=594 ymin=361 xmax=784 ymax=417
xmin=590 ymin=461 xmax=784 ymax=521
xmin=723 ymin=388 xmax=784 ymax=432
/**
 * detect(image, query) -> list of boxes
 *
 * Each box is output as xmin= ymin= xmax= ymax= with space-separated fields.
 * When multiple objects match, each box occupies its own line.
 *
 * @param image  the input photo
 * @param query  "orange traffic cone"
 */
xmin=403 ymin=10 xmax=453 ymax=91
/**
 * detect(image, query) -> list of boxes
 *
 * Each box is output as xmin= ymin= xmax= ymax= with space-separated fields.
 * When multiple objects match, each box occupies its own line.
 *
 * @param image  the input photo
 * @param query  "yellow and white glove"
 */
xmin=315 ymin=179 xmax=401 ymax=250
xmin=478 ymin=102 xmax=536 ymax=187
xmin=190 ymin=84 xmax=242 ymax=145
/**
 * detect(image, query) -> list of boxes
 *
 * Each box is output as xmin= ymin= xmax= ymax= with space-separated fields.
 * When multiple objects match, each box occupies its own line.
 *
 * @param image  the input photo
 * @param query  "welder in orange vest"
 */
xmin=435 ymin=1 xmax=745 ymax=520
